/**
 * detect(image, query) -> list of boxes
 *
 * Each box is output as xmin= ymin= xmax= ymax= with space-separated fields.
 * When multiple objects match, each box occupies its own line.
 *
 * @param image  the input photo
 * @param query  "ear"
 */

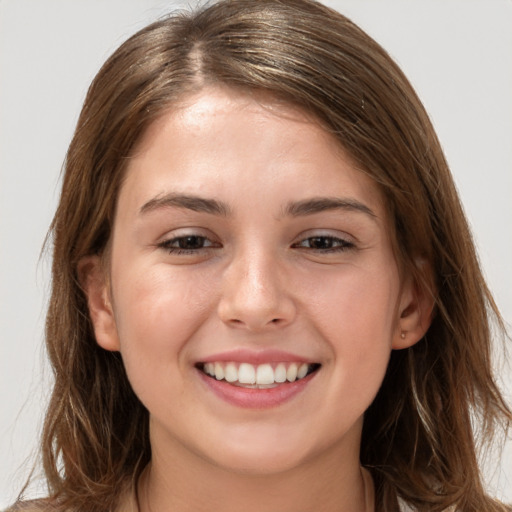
xmin=392 ymin=261 xmax=435 ymax=350
xmin=78 ymin=255 xmax=120 ymax=352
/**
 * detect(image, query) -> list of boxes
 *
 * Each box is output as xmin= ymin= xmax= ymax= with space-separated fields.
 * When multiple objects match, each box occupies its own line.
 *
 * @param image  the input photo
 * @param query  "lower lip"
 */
xmin=197 ymin=369 xmax=318 ymax=409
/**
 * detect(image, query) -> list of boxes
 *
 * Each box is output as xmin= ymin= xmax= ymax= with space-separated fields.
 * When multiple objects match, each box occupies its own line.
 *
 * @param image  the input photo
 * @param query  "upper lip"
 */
xmin=198 ymin=348 xmax=316 ymax=365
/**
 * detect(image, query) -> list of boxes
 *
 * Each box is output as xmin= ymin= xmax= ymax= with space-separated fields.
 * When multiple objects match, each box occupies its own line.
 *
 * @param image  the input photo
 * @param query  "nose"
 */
xmin=217 ymin=248 xmax=296 ymax=331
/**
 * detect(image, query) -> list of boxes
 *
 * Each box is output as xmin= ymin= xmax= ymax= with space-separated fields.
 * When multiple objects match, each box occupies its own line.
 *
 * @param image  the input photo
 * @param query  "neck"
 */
xmin=134 ymin=424 xmax=372 ymax=512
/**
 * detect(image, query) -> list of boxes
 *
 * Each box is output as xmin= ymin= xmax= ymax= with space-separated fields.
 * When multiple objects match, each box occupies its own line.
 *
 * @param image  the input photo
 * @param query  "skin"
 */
xmin=82 ymin=87 xmax=431 ymax=512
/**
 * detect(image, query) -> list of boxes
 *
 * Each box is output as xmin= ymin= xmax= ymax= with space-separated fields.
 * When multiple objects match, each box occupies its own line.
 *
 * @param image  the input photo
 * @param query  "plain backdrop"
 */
xmin=1 ymin=0 xmax=511 ymax=506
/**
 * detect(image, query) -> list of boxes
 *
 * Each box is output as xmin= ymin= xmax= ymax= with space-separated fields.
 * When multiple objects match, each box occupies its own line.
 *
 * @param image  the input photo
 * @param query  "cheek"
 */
xmin=304 ymin=264 xmax=399 ymax=380
xmin=110 ymin=263 xmax=217 ymax=385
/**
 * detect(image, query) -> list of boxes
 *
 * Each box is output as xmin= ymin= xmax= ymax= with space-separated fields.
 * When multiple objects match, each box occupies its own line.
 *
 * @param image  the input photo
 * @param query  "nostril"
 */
xmin=229 ymin=318 xmax=283 ymax=327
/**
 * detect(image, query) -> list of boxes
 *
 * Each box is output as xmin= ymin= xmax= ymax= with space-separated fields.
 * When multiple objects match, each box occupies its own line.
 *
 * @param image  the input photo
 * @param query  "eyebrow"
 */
xmin=139 ymin=193 xmax=231 ymax=216
xmin=282 ymin=197 xmax=377 ymax=219
xmin=139 ymin=193 xmax=376 ymax=220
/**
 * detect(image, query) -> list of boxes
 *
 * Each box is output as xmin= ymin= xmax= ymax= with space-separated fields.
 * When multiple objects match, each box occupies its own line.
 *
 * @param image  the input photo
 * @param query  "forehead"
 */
xmin=135 ymin=87 xmax=332 ymax=152
xmin=122 ymin=86 xmax=388 ymax=222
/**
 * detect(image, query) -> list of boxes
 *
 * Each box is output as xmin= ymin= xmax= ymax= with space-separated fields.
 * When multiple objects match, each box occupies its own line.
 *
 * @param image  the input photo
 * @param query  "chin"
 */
xmin=195 ymin=423 xmax=341 ymax=477
xmin=207 ymin=445 xmax=310 ymax=476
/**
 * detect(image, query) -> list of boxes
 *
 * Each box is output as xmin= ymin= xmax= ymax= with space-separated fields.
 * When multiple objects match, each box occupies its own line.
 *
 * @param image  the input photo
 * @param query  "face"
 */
xmin=85 ymin=87 xmax=423 ymax=476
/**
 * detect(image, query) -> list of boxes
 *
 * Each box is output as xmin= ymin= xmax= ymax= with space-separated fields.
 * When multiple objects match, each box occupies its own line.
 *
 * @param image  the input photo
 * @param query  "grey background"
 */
xmin=1 ymin=0 xmax=511 ymax=505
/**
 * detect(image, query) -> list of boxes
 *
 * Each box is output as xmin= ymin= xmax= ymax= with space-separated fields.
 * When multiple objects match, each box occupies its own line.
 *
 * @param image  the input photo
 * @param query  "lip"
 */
xmin=196 ymin=363 xmax=319 ymax=409
xmin=199 ymin=348 xmax=313 ymax=365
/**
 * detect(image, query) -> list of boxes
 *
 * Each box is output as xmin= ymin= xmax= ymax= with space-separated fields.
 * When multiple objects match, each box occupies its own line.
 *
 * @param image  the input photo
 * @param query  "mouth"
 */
xmin=196 ymin=361 xmax=321 ymax=389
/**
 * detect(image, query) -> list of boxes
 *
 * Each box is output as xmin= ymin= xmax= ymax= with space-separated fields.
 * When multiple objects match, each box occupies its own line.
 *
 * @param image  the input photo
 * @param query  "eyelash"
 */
xmin=291 ymin=235 xmax=354 ymax=253
xmin=158 ymin=234 xmax=355 ymax=255
xmin=158 ymin=235 xmax=218 ymax=255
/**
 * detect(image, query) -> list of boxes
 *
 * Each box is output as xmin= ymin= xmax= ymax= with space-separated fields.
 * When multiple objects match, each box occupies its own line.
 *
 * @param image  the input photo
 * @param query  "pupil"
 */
xmin=310 ymin=237 xmax=331 ymax=249
xmin=179 ymin=236 xmax=203 ymax=249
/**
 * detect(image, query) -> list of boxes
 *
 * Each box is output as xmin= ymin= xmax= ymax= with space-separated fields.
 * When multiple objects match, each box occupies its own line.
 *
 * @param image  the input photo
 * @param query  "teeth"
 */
xmin=274 ymin=363 xmax=287 ymax=383
xmin=214 ymin=362 xmax=224 ymax=380
xmin=201 ymin=361 xmax=317 ymax=386
xmin=224 ymin=362 xmax=238 ymax=383
xmin=286 ymin=364 xmax=298 ymax=382
xmin=238 ymin=363 xmax=256 ymax=384
xmin=297 ymin=363 xmax=308 ymax=379
xmin=256 ymin=364 xmax=274 ymax=385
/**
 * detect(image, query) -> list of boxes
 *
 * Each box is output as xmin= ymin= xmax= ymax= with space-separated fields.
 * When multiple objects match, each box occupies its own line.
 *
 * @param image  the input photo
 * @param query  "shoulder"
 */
xmin=3 ymin=500 xmax=58 ymax=512
xmin=398 ymin=498 xmax=416 ymax=512
xmin=398 ymin=500 xmax=459 ymax=512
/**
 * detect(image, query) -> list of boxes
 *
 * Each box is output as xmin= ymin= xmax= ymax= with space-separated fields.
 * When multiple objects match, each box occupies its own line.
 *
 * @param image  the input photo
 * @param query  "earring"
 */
xmin=400 ymin=331 xmax=406 ymax=339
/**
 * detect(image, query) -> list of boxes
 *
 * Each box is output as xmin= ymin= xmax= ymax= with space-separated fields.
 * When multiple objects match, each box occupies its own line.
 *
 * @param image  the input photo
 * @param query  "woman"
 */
xmin=9 ymin=0 xmax=511 ymax=511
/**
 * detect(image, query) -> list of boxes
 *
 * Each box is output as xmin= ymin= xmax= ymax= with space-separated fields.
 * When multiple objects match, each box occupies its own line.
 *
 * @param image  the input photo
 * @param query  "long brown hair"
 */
xmin=16 ymin=1 xmax=511 ymax=511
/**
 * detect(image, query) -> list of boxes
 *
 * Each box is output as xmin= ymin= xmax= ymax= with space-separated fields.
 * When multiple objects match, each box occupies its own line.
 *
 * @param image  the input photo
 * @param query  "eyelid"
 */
xmin=164 ymin=235 xmax=214 ymax=247
xmin=290 ymin=229 xmax=358 ymax=254
xmin=292 ymin=228 xmax=356 ymax=244
xmin=155 ymin=227 xmax=222 ymax=253
xmin=157 ymin=226 xmax=217 ymax=243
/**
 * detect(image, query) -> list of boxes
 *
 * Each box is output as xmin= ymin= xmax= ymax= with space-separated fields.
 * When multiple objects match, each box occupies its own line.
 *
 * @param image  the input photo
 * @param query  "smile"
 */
xmin=199 ymin=361 xmax=321 ymax=388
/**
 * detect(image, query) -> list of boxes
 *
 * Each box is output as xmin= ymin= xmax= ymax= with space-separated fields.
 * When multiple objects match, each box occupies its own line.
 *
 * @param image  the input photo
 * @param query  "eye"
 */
xmin=158 ymin=235 xmax=219 ymax=254
xmin=292 ymin=235 xmax=354 ymax=252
